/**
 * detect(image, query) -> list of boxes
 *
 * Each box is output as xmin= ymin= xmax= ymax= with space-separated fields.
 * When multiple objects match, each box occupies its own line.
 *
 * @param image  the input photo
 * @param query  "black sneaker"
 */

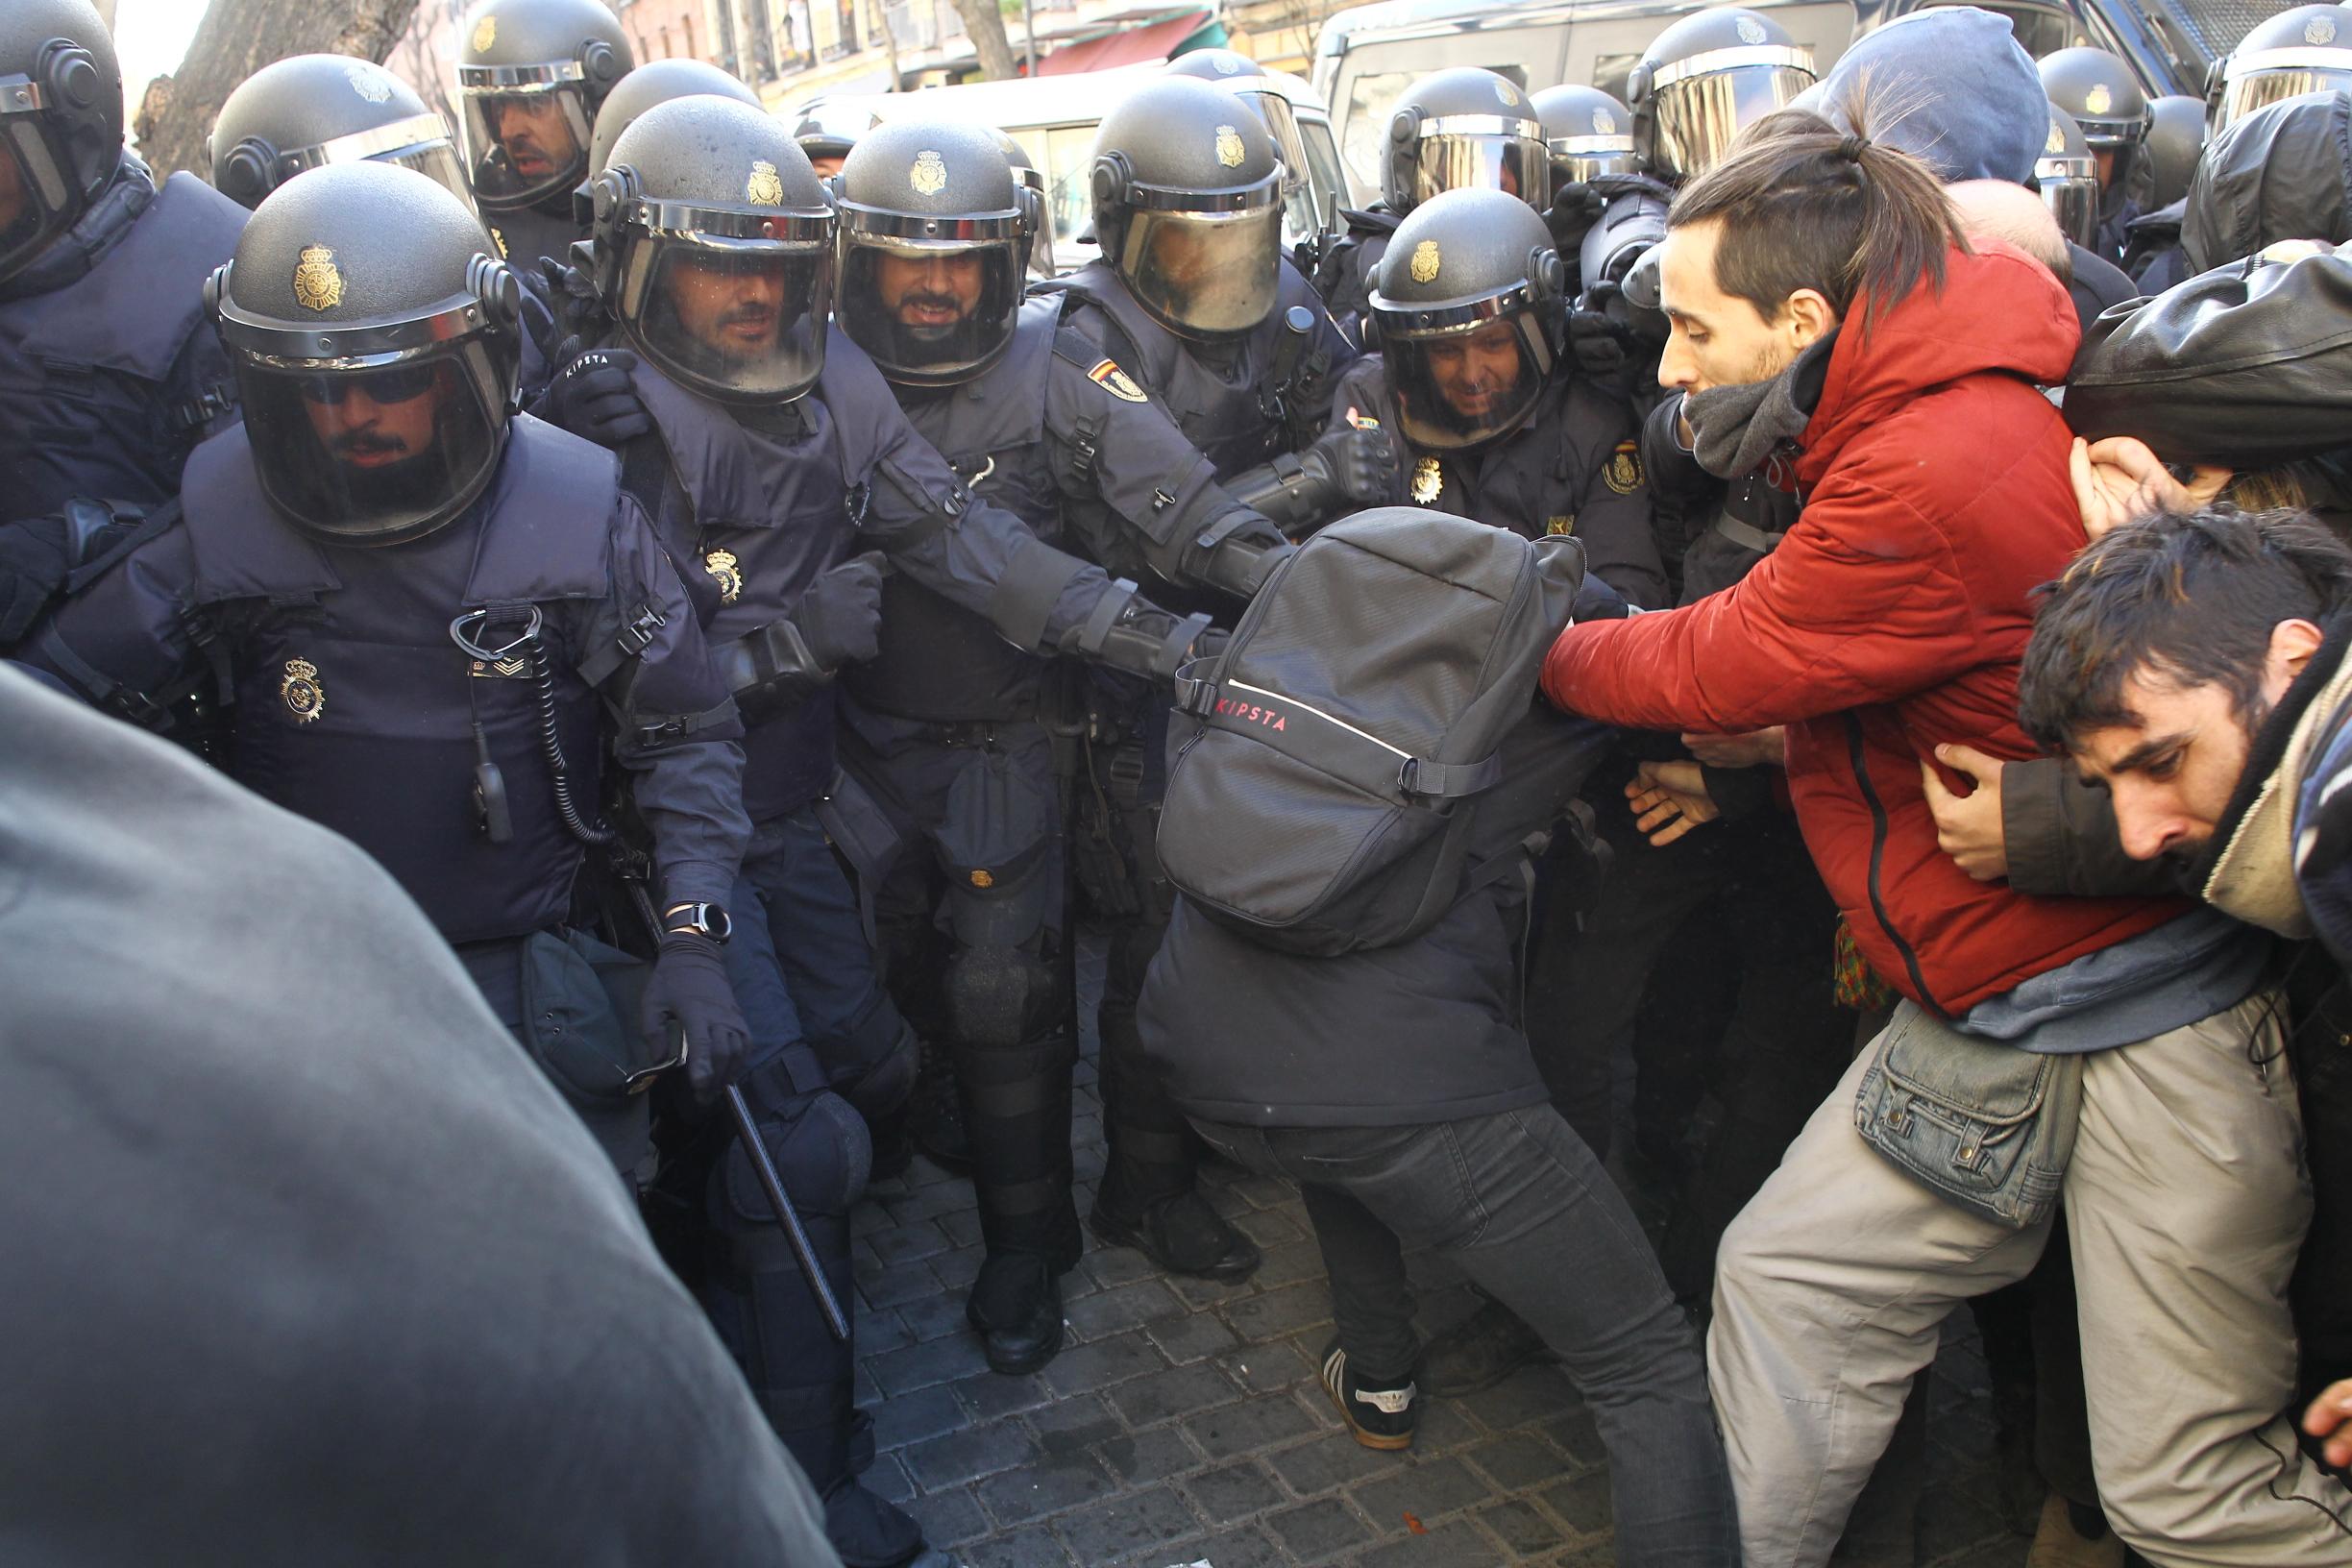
xmin=1321 ymin=1340 xmax=1418 ymax=1451
xmin=1416 ymin=1297 xmax=1556 ymax=1396
xmin=1088 ymin=1189 xmax=1262 ymax=1282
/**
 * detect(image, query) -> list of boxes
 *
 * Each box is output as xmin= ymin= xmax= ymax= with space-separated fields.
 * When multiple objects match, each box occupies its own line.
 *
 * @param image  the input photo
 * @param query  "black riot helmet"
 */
xmin=2036 ymin=107 xmax=2100 ymax=249
xmin=1383 ymin=68 xmax=1552 ymax=216
xmin=2038 ymin=46 xmax=2149 ymax=208
xmin=589 ymin=95 xmax=834 ymax=404
xmin=1532 ymin=84 xmax=1637 ymax=185
xmin=586 ymin=58 xmax=760 ymax=183
xmin=2142 ymin=94 xmax=2207 ymax=208
xmin=1090 ymin=77 xmax=1286 ymax=339
xmin=1369 ymin=187 xmax=1567 ymax=453
xmin=988 ymin=125 xmax=1058 ymax=277
xmin=2218 ymin=5 xmax=2352 ymax=128
xmin=0 ymin=0 xmax=124 ymax=285
xmin=1629 ymin=8 xmax=1816 ymax=181
xmin=792 ymin=103 xmax=871 ymax=176
xmin=2035 ymin=106 xmax=2100 ymax=249
xmin=454 ymin=0 xmax=634 ymax=212
xmin=835 ymin=119 xmax=1036 ymax=387
xmin=1164 ymin=51 xmax=1324 ymax=242
xmin=209 ymin=55 xmax=476 ymax=218
xmin=204 ymin=162 xmax=522 ymax=548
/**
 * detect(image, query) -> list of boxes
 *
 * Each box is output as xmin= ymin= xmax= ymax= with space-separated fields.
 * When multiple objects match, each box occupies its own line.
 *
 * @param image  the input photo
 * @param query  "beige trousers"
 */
xmin=1708 ymin=992 xmax=2352 ymax=1566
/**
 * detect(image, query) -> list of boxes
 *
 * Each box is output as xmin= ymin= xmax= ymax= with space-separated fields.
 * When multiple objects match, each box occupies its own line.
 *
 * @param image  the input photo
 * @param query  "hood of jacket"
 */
xmin=1796 ymin=239 xmax=2077 ymax=485
xmin=2182 ymin=89 xmax=2352 ymax=274
xmin=1811 ymin=8 xmax=2047 ymax=184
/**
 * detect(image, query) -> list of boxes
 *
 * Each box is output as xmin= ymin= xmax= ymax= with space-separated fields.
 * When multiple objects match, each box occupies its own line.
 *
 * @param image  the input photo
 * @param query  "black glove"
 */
xmin=539 ymin=343 xmax=650 ymax=448
xmin=641 ymin=930 xmax=751 ymax=1104
xmin=1304 ymin=425 xmax=1399 ymax=506
xmin=1567 ymin=282 xmax=1671 ymax=379
xmin=786 ymin=551 xmax=887 ymax=670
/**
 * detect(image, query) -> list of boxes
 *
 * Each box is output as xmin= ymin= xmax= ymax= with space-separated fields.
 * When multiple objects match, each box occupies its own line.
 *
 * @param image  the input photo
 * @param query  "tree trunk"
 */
xmin=131 ymin=0 xmax=424 ymax=182
xmin=943 ymin=0 xmax=1019 ymax=80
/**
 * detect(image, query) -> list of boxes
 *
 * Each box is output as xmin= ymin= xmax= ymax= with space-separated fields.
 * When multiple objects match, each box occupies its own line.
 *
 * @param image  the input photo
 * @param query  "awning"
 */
xmin=1039 ymin=10 xmax=1218 ymax=74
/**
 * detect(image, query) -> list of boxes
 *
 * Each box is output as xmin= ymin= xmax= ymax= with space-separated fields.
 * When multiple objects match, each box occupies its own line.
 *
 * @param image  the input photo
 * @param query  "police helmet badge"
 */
xmin=911 ymin=150 xmax=948 ymax=195
xmin=969 ymin=869 xmax=996 ymax=889
xmin=1409 ymin=239 xmax=1441 ymax=283
xmin=1087 ymin=357 xmax=1149 ymax=403
xmin=1410 ymin=455 xmax=1443 ymax=502
xmin=293 ymin=246 xmax=344 ymax=311
xmin=1737 ymin=15 xmax=1768 ymax=43
xmin=472 ymin=13 xmax=497 ymax=53
xmin=348 ymin=65 xmax=392 ymax=104
xmin=1594 ymin=107 xmax=1616 ymax=135
xmin=2046 ymin=119 xmax=2065 ymax=155
xmin=1213 ymin=54 xmax=1239 ymax=74
xmin=703 ymin=549 xmax=745 ymax=605
xmin=281 ymin=658 xmax=326 ymax=723
xmin=747 ymin=159 xmax=785 ymax=206
xmin=1496 ymin=80 xmax=1518 ymax=106
xmin=2312 ymin=13 xmax=2339 ymax=43
xmin=1605 ymin=439 xmax=1643 ymax=494
xmin=2084 ymin=84 xmax=2113 ymax=116
xmin=1214 ymin=125 xmax=1246 ymax=168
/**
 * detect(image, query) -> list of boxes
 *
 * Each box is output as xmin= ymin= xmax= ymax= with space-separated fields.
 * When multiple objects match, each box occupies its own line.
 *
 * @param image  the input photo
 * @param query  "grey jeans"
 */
xmin=1190 ymin=1106 xmax=1739 ymax=1568
xmin=1710 ymin=991 xmax=2352 ymax=1566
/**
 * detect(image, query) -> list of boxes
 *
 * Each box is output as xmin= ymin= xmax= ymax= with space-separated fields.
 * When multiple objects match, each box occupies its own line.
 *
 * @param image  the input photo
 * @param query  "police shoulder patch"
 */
xmin=1088 ymin=357 xmax=1148 ymax=403
xmin=1604 ymin=439 xmax=1643 ymax=495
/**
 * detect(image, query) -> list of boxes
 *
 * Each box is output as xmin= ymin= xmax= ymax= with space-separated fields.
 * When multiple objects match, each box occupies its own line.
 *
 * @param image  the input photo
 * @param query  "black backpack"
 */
xmin=1160 ymin=507 xmax=1586 ymax=956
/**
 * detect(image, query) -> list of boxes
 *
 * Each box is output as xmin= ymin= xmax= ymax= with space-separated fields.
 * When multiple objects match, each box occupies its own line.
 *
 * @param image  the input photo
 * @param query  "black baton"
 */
xmin=726 ymin=1082 xmax=851 ymax=1343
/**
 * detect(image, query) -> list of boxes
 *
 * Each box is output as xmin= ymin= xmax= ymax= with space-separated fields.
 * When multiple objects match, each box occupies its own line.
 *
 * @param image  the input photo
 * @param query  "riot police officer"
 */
xmin=2119 ymin=94 xmax=2208 ymax=282
xmin=1164 ymin=48 xmax=1333 ymax=255
xmin=22 ymin=159 xmax=752 ymax=1179
xmin=1054 ymin=77 xmax=1387 ymax=1282
xmin=208 ymin=54 xmax=478 ymax=217
xmin=2039 ymin=46 xmax=2151 ymax=257
xmin=0 ymin=0 xmax=246 ymax=641
xmin=453 ymin=0 xmax=634 ymax=272
xmin=830 ymin=117 xmax=1299 ymax=1374
xmin=2217 ymin=3 xmax=2352 ymax=129
xmin=1532 ymin=83 xmax=1639 ymax=272
xmin=1627 ymin=6 xmax=1817 ymax=182
xmin=1334 ymin=187 xmax=1663 ymax=606
xmin=588 ymin=57 xmax=762 ymax=183
xmin=2038 ymin=106 xmax=2101 ymax=252
xmin=793 ymin=104 xmax=868 ymax=179
xmin=1309 ymin=66 xmax=1551 ymax=341
xmin=559 ymin=96 xmax=1215 ymax=1564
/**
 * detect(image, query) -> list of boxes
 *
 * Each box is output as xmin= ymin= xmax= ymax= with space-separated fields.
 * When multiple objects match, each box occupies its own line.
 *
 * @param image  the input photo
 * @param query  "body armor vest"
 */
xmin=628 ymin=350 xmax=860 ymax=821
xmin=488 ymin=198 xmax=585 ymax=277
xmin=179 ymin=417 xmax=615 ymax=944
xmin=848 ymin=298 xmax=1062 ymax=723
xmin=1054 ymin=259 xmax=1326 ymax=479
xmin=0 ymin=171 xmax=245 ymax=523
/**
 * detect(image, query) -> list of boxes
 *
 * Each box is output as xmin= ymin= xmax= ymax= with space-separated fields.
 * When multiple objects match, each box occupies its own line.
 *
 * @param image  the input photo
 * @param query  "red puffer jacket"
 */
xmin=1541 ymin=242 xmax=2184 ymax=1016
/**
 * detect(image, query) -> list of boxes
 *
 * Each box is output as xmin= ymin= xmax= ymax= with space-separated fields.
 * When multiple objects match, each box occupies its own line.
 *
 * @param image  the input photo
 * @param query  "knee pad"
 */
xmin=944 ymin=943 xmax=1064 ymax=1050
xmin=722 ymin=1088 xmax=872 ymax=1228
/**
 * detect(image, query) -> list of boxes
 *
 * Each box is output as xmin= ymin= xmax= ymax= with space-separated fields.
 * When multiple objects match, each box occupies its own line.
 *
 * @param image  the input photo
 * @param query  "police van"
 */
xmin=792 ymin=64 xmax=1360 ymax=275
xmin=1309 ymin=0 xmax=2242 ymax=196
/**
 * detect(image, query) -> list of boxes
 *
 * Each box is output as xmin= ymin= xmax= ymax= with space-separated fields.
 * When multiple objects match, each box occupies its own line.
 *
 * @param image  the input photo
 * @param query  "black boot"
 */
xmin=1089 ymin=1188 xmax=1262 ymax=1282
xmin=967 ymin=1251 xmax=1065 ymax=1374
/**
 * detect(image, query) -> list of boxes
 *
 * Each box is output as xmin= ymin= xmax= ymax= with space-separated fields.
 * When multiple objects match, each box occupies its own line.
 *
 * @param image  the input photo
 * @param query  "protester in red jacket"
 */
xmin=1538 ymin=112 xmax=2348 ymax=1568
xmin=1540 ymin=203 xmax=2178 ymax=1014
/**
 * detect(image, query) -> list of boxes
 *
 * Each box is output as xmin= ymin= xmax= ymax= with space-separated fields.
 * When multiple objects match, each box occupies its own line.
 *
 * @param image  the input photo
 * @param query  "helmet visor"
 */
xmin=0 ymin=113 xmax=78 ymax=283
xmin=2037 ymin=160 xmax=2099 ymax=248
xmin=235 ymin=343 xmax=507 ymax=547
xmin=1649 ymin=53 xmax=1815 ymax=177
xmin=1117 ymin=203 xmax=1284 ymax=337
xmin=618 ymin=232 xmax=833 ymax=403
xmin=1552 ymin=138 xmax=1638 ymax=186
xmin=369 ymin=138 xmax=483 ymax=221
xmin=2220 ymin=61 xmax=2352 ymax=127
xmin=458 ymin=80 xmax=593 ymax=209
xmin=1383 ymin=313 xmax=1547 ymax=452
xmin=838 ymin=233 xmax=1024 ymax=384
xmin=1411 ymin=125 xmax=1554 ymax=210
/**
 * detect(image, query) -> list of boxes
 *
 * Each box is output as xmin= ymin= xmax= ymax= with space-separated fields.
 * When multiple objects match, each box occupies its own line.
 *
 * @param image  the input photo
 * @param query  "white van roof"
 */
xmin=796 ymin=60 xmax=1335 ymax=135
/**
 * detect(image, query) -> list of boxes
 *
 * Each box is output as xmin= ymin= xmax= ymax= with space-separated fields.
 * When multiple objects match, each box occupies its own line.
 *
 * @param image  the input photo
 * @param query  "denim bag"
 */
xmin=1853 ymin=1000 xmax=2084 ymax=1229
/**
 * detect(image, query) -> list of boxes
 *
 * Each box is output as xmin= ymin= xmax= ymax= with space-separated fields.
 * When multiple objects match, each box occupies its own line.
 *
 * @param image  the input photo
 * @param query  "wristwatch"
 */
xmin=663 ymin=901 xmax=733 ymax=943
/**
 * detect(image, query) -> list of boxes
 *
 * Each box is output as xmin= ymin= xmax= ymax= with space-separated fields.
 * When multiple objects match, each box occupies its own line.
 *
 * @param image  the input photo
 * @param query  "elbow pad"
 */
xmin=1224 ymin=448 xmax=1344 ymax=531
xmin=1187 ymin=511 xmax=1294 ymax=600
xmin=1060 ymin=578 xmax=1212 ymax=684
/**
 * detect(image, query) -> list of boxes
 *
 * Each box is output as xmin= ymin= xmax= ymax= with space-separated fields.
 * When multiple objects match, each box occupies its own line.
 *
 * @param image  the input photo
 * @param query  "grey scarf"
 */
xmin=1681 ymin=331 xmax=1839 ymax=480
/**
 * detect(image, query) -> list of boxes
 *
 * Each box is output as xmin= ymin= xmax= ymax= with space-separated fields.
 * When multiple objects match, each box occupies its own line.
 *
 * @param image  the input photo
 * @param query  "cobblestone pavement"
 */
xmin=849 ymin=1025 xmax=2028 ymax=1567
